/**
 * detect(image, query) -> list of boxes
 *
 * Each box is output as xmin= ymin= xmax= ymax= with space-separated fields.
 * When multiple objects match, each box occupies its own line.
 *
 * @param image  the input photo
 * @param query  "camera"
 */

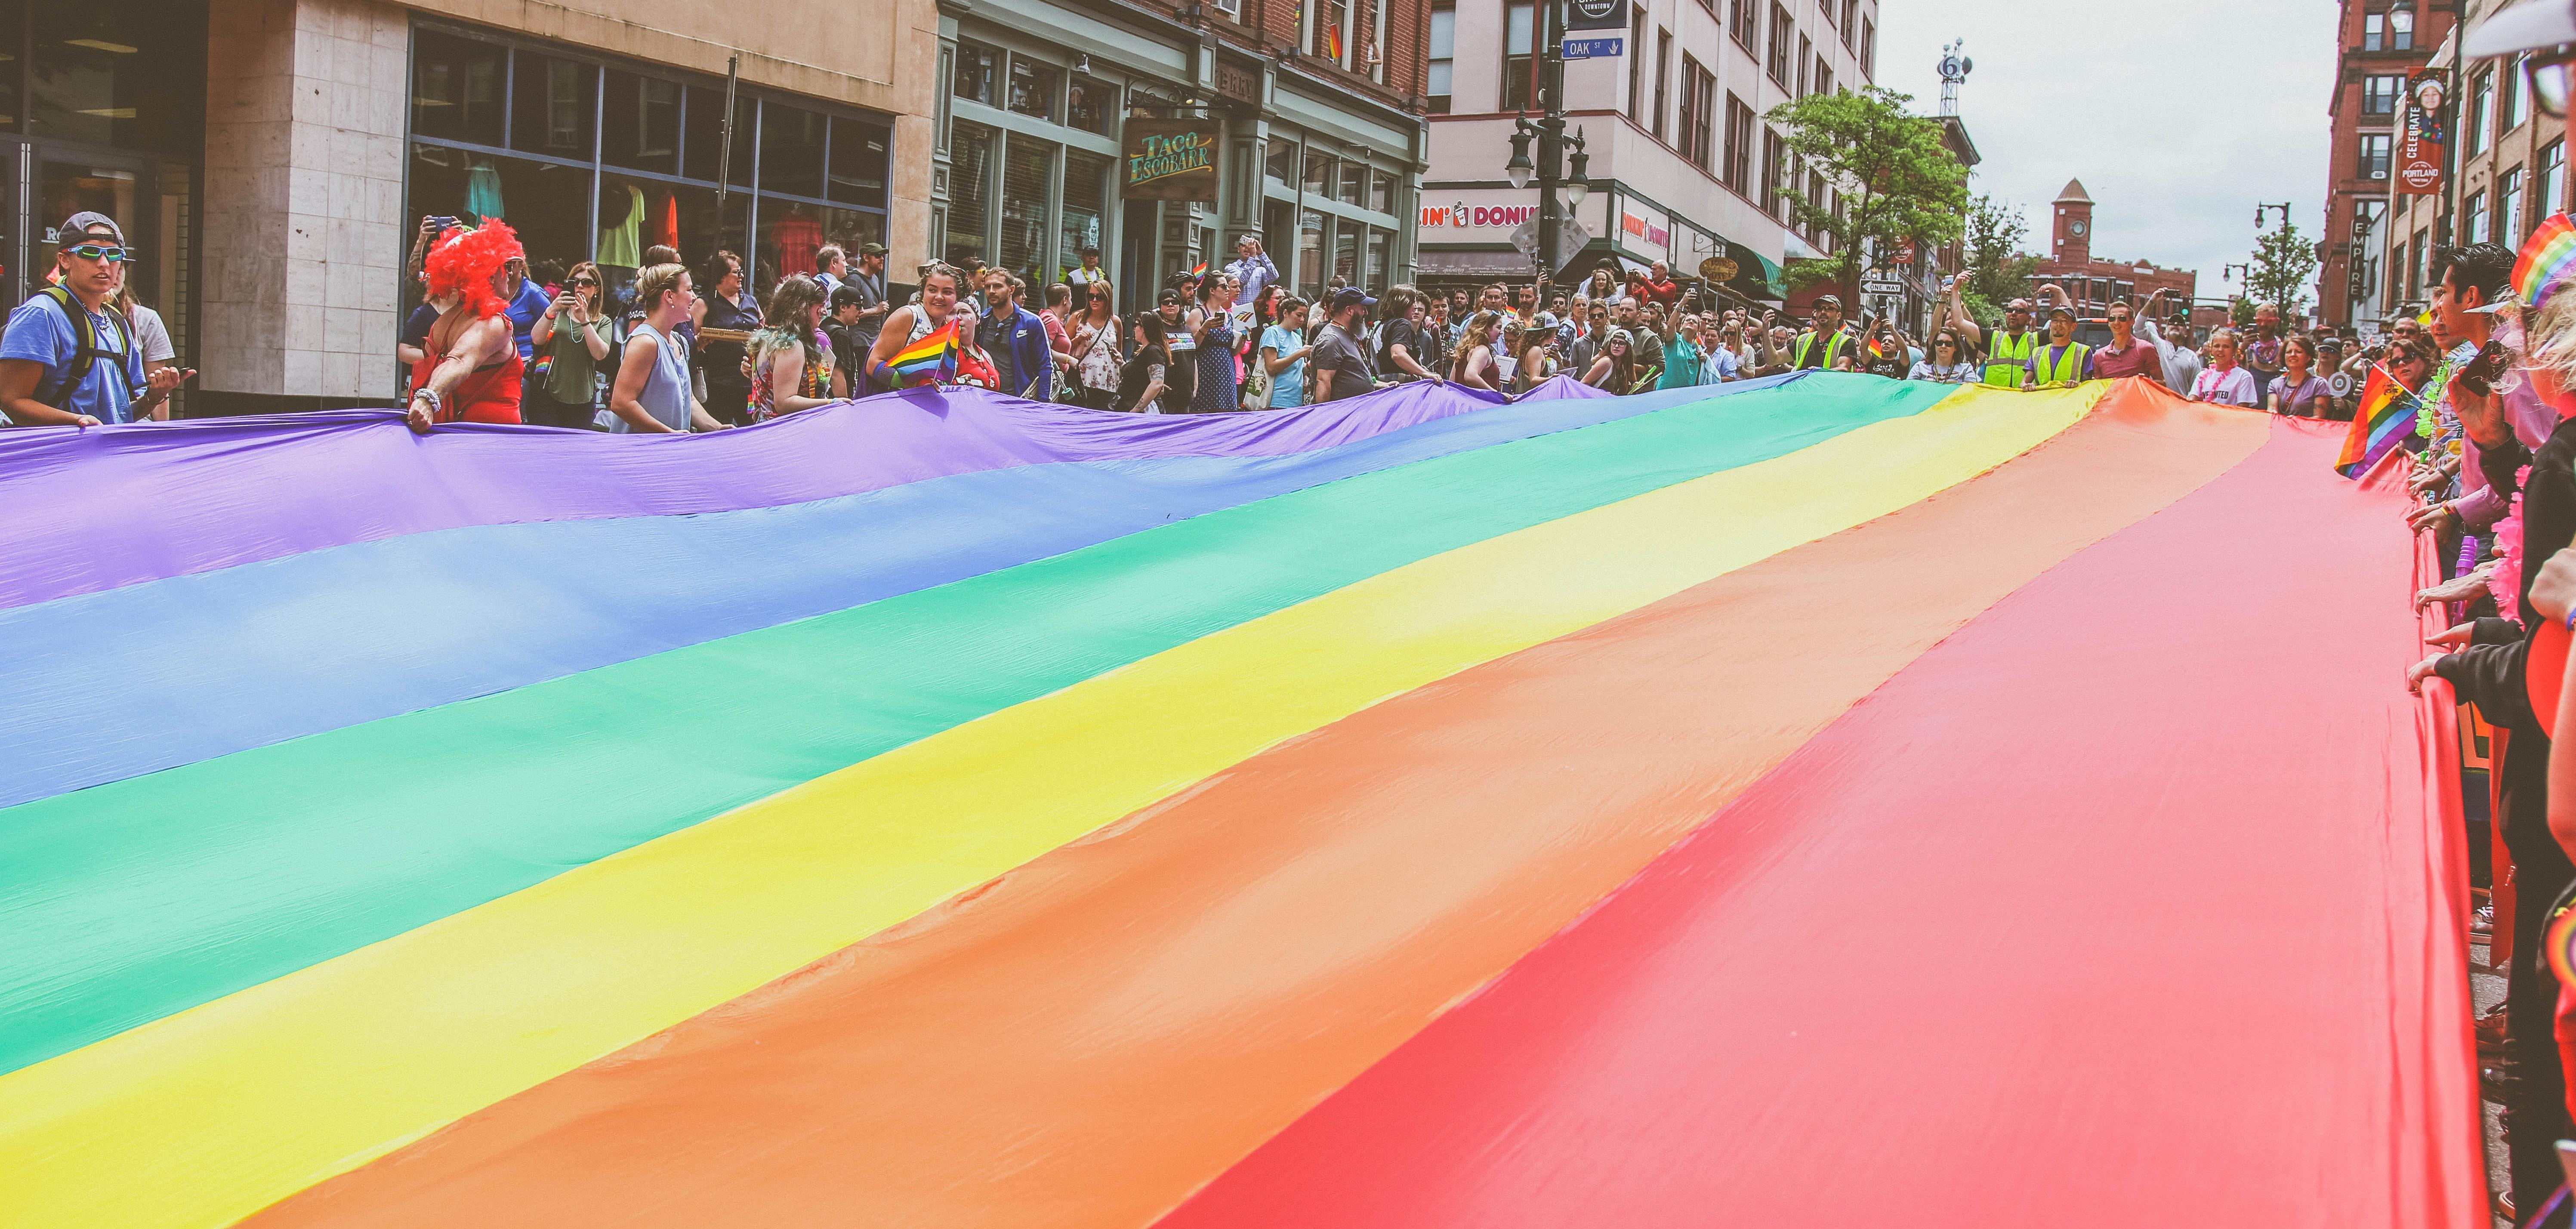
xmin=423 ymin=215 xmax=459 ymax=235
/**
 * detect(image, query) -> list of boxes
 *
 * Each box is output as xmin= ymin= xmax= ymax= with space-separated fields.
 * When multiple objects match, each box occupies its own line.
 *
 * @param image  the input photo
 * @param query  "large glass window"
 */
xmin=602 ymin=70 xmax=680 ymax=174
xmin=947 ymin=122 xmax=994 ymax=268
xmin=756 ymin=198 xmax=879 ymax=287
xmin=2363 ymin=75 xmax=2400 ymax=116
xmin=410 ymin=143 xmax=592 ymax=269
xmin=999 ymin=137 xmax=1052 ymax=283
xmin=1304 ymin=150 xmax=1333 ymax=198
xmin=510 ymin=54 xmax=596 ymax=161
xmin=2468 ymin=72 xmax=2492 ymax=156
xmin=760 ymin=103 xmax=827 ymax=200
xmin=1067 ymin=76 xmax=1115 ymax=134
xmin=2364 ymin=12 xmax=2384 ymax=51
xmin=1007 ymin=56 xmax=1059 ymax=121
xmin=1298 ymin=208 xmax=1323 ymax=292
xmin=2467 ymin=188 xmax=2489 ymax=244
xmin=1371 ymin=171 xmax=1395 ymax=214
xmin=954 ymin=43 xmax=1001 ymax=106
xmin=1331 ymin=218 xmax=1357 ymax=285
xmin=683 ymin=86 xmax=754 ymax=185
xmin=413 ymin=28 xmax=507 ymax=147
xmin=1366 ymin=229 xmax=1390 ymax=287
xmin=29 ymin=3 xmax=205 ymax=151
xmin=2360 ymin=133 xmax=2391 ymax=179
xmin=1339 ymin=161 xmax=1365 ymax=205
xmin=829 ymin=118 xmax=890 ymax=207
xmin=1428 ymin=4 xmax=1454 ymax=114
xmin=407 ymin=28 xmax=890 ymax=301
xmin=1504 ymin=1 xmax=1533 ymax=112
xmin=1267 ymin=139 xmax=1296 ymax=183
xmin=2501 ymin=168 xmax=2526 ymax=245
xmin=2543 ymin=140 xmax=2567 ymax=221
xmin=2505 ymin=59 xmax=2529 ymax=134
xmin=1061 ymin=150 xmax=1111 ymax=280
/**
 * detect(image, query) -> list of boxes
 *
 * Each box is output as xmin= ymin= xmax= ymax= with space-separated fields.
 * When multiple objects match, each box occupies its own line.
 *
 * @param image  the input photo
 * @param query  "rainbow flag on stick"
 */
xmin=2334 ymin=363 xmax=2419 ymax=479
xmin=2517 ymin=211 xmax=2576 ymax=311
xmin=885 ymin=319 xmax=961 ymax=386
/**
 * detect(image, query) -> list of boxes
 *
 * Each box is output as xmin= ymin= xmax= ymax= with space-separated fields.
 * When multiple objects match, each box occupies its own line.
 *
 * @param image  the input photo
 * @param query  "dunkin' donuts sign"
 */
xmin=1422 ymin=201 xmax=1541 ymax=229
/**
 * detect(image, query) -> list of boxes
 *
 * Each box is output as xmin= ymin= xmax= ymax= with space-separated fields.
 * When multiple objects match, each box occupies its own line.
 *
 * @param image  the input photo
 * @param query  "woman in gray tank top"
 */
xmin=608 ymin=264 xmax=725 ymax=434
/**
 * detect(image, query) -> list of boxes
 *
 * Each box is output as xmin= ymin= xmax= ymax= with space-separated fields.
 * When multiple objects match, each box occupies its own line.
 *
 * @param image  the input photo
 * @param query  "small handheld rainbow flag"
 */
xmin=1188 ymin=262 xmax=1208 ymax=279
xmin=885 ymin=319 xmax=961 ymax=386
xmin=2334 ymin=363 xmax=2419 ymax=479
xmin=2516 ymin=211 xmax=2576 ymax=311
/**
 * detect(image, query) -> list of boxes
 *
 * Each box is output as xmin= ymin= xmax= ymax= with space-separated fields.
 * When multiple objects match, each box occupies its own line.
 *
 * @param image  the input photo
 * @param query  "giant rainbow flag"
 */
xmin=0 ymin=373 xmax=2480 ymax=1227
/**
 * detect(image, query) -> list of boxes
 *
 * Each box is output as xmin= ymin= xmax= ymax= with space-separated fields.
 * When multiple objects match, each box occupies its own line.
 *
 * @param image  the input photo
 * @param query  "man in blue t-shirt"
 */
xmin=0 ymin=212 xmax=186 ymax=427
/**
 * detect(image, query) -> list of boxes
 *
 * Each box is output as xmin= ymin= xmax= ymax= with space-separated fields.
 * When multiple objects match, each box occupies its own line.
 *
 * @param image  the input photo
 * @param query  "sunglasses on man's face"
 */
xmin=63 ymin=244 xmax=130 ymax=263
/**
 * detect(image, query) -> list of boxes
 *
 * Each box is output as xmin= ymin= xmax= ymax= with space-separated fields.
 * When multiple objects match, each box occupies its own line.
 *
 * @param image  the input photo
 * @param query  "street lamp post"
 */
xmin=1505 ymin=0 xmax=1589 ymax=284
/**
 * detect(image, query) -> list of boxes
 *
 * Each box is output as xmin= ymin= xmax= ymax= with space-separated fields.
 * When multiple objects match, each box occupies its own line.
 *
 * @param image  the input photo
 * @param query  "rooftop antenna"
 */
xmin=1937 ymin=39 xmax=1971 ymax=117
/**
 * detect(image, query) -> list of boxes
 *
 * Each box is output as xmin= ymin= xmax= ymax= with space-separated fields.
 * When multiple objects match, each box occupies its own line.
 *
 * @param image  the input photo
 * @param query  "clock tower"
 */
xmin=2052 ymin=178 xmax=2094 ymax=266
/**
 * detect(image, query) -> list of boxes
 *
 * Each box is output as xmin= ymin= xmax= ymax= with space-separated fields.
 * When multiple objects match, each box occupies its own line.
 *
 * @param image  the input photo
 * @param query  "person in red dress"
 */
xmin=405 ymin=220 xmax=527 ymax=431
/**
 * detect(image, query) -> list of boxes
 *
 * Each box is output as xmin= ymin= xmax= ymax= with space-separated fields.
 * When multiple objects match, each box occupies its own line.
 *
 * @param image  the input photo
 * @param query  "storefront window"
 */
xmin=29 ymin=3 xmax=204 ymax=152
xmin=1067 ymin=76 xmax=1114 ymax=134
xmin=1007 ymin=56 xmax=1059 ymax=121
xmin=829 ymin=119 xmax=890 ymax=207
xmin=404 ymin=27 xmax=891 ymax=318
xmin=510 ymin=55 xmax=596 ymax=161
xmin=1303 ymin=151 xmax=1332 ymax=197
xmin=413 ymin=28 xmax=507 ymax=147
xmin=999 ymin=138 xmax=1052 ymax=284
xmin=1267 ymin=139 xmax=1296 ymax=183
xmin=1370 ymin=171 xmax=1394 ymax=215
xmin=683 ymin=86 xmax=755 ymax=185
xmin=954 ymin=43 xmax=1001 ymax=106
xmin=755 ymin=198 xmax=880 ymax=289
xmin=1298 ymin=209 xmax=1323 ymax=291
xmin=601 ymin=70 xmax=679 ymax=174
xmin=1367 ymin=229 xmax=1389 ymax=286
xmin=1331 ymin=219 xmax=1357 ymax=284
xmin=1061 ymin=151 xmax=1111 ymax=280
xmin=1339 ymin=162 xmax=1365 ymax=206
xmin=947 ymin=122 xmax=995 ymax=268
xmin=760 ymin=103 xmax=827 ymax=200
xmin=410 ymin=143 xmax=593 ymax=272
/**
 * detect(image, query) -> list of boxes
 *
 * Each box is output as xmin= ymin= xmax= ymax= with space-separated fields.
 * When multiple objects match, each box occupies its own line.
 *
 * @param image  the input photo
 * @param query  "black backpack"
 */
xmin=30 ymin=285 xmax=135 ymax=408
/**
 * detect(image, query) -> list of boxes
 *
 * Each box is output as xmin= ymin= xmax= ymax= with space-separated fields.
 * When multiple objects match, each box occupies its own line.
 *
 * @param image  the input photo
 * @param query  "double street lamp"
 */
xmin=1500 ymin=0 xmax=1592 ymax=281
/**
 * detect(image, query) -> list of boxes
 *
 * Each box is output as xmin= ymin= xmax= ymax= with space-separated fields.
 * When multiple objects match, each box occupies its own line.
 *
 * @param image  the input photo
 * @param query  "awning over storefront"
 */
xmin=1416 ymin=247 xmax=1540 ymax=281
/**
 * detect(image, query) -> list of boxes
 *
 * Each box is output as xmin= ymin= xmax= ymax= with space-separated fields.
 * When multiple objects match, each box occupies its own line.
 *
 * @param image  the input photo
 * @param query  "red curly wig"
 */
xmin=423 ymin=219 xmax=524 ymax=319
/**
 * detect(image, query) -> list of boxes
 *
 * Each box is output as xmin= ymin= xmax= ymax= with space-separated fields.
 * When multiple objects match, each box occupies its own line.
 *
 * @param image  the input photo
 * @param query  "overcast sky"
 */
xmin=1875 ymin=1 xmax=2334 ymax=298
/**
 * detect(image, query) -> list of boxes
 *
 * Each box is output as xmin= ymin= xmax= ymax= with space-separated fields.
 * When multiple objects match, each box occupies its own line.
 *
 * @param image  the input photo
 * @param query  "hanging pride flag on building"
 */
xmin=2336 ymin=363 xmax=2418 ymax=478
xmin=0 ymin=375 xmax=2476 ymax=1228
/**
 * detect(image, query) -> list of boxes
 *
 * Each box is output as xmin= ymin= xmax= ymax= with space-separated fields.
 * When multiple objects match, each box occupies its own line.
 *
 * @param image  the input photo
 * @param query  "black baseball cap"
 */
xmin=1331 ymin=287 xmax=1377 ymax=312
xmin=830 ymin=284 xmax=865 ymax=310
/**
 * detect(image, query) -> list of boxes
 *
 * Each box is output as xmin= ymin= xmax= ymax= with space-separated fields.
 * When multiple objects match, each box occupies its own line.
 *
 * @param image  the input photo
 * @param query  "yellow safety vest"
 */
xmin=1792 ymin=330 xmax=1850 ymax=371
xmin=2031 ymin=342 xmax=2089 ymax=386
xmin=1984 ymin=330 xmax=2037 ymax=387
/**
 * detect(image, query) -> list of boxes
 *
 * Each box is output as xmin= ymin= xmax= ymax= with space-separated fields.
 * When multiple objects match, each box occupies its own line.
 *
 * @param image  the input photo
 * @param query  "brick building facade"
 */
xmin=2320 ymin=0 xmax=2451 ymax=330
xmin=2377 ymin=0 xmax=2566 ymax=331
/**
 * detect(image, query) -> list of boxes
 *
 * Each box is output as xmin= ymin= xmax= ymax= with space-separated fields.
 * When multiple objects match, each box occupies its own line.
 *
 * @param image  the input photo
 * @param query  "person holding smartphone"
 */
xmin=528 ymin=261 xmax=614 ymax=429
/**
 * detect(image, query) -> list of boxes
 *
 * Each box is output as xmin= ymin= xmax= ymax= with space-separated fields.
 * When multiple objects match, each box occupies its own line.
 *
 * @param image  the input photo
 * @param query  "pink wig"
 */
xmin=423 ymin=220 xmax=524 ymax=320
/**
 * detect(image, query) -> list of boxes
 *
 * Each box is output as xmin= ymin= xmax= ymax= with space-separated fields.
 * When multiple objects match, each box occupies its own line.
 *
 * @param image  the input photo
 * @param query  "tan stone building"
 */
xmin=0 ymin=0 xmax=929 ymax=414
xmin=9 ymin=0 xmax=1431 ymax=414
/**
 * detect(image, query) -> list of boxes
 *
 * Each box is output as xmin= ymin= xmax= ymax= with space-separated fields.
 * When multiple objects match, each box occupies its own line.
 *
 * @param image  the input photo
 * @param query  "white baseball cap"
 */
xmin=2468 ymin=0 xmax=2576 ymax=58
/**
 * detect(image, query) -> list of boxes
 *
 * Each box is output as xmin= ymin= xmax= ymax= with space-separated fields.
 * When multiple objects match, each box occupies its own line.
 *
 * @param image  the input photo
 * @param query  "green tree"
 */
xmin=1960 ymin=193 xmax=2036 ymax=325
xmin=1766 ymin=87 xmax=1971 ymax=310
xmin=2230 ymin=296 xmax=2255 ymax=327
xmin=2246 ymin=221 xmax=2318 ymax=318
